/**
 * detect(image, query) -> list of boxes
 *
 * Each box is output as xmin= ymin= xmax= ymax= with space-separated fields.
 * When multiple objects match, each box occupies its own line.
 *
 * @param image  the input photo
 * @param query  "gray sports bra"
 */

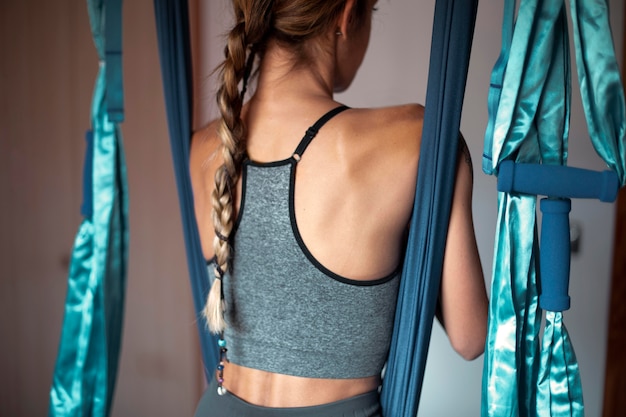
xmin=211 ymin=106 xmax=401 ymax=379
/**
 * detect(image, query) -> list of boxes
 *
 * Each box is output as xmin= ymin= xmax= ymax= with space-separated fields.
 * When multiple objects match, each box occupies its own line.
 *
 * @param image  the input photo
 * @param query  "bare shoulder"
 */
xmin=348 ymin=103 xmax=422 ymax=137
xmin=190 ymin=119 xmax=222 ymax=193
xmin=348 ymin=103 xmax=423 ymax=128
xmin=339 ymin=103 xmax=424 ymax=159
xmin=190 ymin=119 xmax=221 ymax=164
xmin=189 ymin=122 xmax=222 ymax=213
xmin=189 ymin=120 xmax=222 ymax=258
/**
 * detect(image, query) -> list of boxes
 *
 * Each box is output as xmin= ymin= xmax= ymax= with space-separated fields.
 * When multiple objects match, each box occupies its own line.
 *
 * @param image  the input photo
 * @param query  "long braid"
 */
xmin=204 ymin=1 xmax=273 ymax=334
xmin=204 ymin=0 xmax=368 ymax=334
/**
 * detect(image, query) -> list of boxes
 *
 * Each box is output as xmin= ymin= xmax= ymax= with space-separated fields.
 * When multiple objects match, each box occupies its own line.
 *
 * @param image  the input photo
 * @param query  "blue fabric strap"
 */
xmin=81 ymin=131 xmax=94 ymax=218
xmin=153 ymin=0 xmax=219 ymax=378
xmin=104 ymin=0 xmax=124 ymax=122
xmin=380 ymin=0 xmax=478 ymax=415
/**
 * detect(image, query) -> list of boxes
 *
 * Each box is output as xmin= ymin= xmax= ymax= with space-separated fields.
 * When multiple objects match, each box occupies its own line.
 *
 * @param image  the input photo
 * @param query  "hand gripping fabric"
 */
xmin=380 ymin=0 xmax=478 ymax=415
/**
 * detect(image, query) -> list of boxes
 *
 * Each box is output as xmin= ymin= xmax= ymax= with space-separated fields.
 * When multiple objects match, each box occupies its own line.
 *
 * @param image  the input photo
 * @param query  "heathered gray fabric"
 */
xmin=219 ymin=159 xmax=401 ymax=379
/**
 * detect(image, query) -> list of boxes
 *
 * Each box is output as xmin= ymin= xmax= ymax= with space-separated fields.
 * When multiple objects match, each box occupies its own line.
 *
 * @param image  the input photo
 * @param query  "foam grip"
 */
xmin=498 ymin=160 xmax=619 ymax=202
xmin=539 ymin=198 xmax=572 ymax=312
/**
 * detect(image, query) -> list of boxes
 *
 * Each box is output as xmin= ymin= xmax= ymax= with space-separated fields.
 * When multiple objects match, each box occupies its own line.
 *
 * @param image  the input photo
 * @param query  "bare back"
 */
xmin=189 ymin=102 xmax=423 ymax=406
xmin=191 ymin=103 xmax=423 ymax=280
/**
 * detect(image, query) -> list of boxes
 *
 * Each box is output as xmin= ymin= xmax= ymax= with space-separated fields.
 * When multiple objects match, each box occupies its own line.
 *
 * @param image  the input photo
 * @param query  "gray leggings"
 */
xmin=194 ymin=378 xmax=382 ymax=417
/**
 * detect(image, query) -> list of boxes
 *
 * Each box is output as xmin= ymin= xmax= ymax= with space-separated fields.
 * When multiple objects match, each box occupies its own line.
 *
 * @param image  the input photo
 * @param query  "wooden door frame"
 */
xmin=602 ymin=5 xmax=626 ymax=415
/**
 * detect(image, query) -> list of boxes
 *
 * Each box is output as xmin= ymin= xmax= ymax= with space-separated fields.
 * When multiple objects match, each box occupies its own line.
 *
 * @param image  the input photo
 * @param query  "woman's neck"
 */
xmin=253 ymin=40 xmax=337 ymax=104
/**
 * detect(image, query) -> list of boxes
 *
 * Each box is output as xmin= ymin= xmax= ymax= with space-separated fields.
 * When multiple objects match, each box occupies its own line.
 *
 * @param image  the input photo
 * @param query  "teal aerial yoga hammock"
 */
xmin=49 ymin=0 xmax=128 ymax=416
xmin=153 ymin=0 xmax=477 ymax=415
xmin=481 ymin=0 xmax=625 ymax=416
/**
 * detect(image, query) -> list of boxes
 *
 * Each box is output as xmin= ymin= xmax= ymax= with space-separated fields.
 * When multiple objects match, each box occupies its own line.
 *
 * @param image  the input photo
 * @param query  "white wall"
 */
xmin=199 ymin=1 xmax=624 ymax=415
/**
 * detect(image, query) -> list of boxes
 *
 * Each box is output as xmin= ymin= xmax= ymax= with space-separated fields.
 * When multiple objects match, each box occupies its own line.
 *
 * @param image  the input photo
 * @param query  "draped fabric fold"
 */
xmin=537 ymin=312 xmax=584 ymax=417
xmin=153 ymin=0 xmax=219 ymax=378
xmin=49 ymin=1 xmax=128 ymax=416
xmin=380 ymin=0 xmax=478 ymax=415
xmin=569 ymin=0 xmax=626 ymax=185
xmin=482 ymin=193 xmax=542 ymax=417
xmin=482 ymin=0 xmax=625 ymax=416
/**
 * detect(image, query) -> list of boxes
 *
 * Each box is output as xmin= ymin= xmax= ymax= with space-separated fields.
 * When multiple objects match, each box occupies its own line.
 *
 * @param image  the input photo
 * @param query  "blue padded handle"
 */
xmin=539 ymin=198 xmax=571 ymax=311
xmin=498 ymin=160 xmax=619 ymax=202
xmin=498 ymin=160 xmax=619 ymax=312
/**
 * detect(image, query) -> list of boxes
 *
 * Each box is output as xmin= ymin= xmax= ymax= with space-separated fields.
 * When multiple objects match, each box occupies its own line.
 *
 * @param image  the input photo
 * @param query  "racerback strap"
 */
xmin=292 ymin=105 xmax=350 ymax=161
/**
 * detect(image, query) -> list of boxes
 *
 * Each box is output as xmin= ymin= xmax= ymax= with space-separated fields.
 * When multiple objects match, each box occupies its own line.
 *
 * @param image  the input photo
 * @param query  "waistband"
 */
xmin=194 ymin=377 xmax=382 ymax=417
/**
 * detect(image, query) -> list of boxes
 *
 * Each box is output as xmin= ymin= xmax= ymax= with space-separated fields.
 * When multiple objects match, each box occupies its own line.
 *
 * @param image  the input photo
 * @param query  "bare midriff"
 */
xmin=221 ymin=361 xmax=381 ymax=408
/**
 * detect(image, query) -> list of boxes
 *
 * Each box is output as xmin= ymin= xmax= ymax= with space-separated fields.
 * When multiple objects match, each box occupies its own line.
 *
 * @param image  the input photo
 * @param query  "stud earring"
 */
xmin=336 ymin=30 xmax=342 ymax=36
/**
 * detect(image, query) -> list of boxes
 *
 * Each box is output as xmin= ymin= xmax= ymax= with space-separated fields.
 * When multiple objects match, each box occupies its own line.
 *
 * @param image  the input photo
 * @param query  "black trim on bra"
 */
xmin=292 ymin=105 xmax=350 ymax=161
xmin=242 ymin=105 xmax=350 ymax=166
xmin=232 ymin=159 xmax=248 ymax=233
xmin=206 ymin=105 xmax=400 ymax=285
xmin=244 ymin=158 xmax=294 ymax=168
xmin=288 ymin=162 xmax=400 ymax=287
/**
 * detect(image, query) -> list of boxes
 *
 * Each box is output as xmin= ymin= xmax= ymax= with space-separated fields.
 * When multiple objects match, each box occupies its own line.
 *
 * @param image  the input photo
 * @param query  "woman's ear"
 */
xmin=337 ymin=0 xmax=357 ymax=39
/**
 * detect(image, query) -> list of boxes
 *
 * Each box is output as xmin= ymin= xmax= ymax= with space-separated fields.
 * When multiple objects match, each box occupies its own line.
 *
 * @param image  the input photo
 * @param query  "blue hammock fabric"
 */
xmin=49 ymin=0 xmax=129 ymax=416
xmin=153 ymin=0 xmax=218 ymax=378
xmin=481 ymin=0 xmax=626 ymax=416
xmin=380 ymin=0 xmax=478 ymax=415
xmin=153 ymin=0 xmax=478 ymax=413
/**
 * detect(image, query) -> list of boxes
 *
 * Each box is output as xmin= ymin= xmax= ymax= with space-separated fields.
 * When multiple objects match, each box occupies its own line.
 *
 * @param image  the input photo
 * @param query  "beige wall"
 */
xmin=0 ymin=1 xmax=202 ymax=416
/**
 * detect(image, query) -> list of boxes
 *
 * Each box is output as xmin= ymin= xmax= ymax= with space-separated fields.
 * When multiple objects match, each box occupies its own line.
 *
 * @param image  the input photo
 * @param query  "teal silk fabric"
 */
xmin=483 ymin=193 xmax=542 ymax=417
xmin=482 ymin=0 xmax=625 ymax=416
xmin=49 ymin=1 xmax=128 ymax=416
xmin=537 ymin=312 xmax=584 ymax=417
xmin=569 ymin=0 xmax=626 ymax=183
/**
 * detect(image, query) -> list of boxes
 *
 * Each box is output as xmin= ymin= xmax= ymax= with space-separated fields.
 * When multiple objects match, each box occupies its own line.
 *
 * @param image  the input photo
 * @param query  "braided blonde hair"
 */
xmin=204 ymin=0 xmax=368 ymax=333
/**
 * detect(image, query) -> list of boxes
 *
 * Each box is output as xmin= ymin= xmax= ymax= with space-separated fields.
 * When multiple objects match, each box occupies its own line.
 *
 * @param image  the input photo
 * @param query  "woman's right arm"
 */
xmin=438 ymin=136 xmax=489 ymax=360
